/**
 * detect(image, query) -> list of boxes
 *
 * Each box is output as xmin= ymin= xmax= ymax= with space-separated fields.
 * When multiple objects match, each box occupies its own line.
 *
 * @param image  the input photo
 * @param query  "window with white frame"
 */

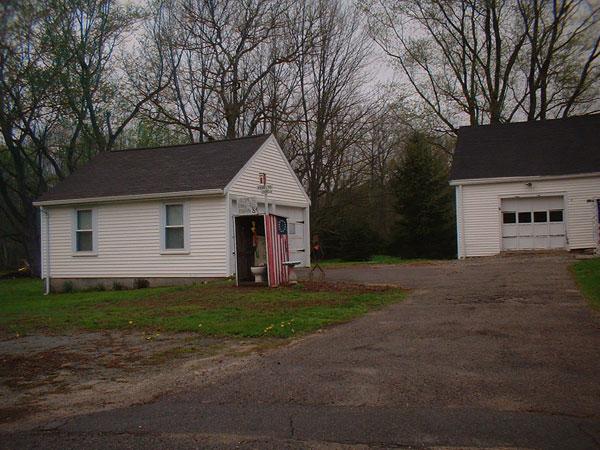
xmin=75 ymin=209 xmax=94 ymax=252
xmin=288 ymin=222 xmax=296 ymax=235
xmin=163 ymin=204 xmax=186 ymax=250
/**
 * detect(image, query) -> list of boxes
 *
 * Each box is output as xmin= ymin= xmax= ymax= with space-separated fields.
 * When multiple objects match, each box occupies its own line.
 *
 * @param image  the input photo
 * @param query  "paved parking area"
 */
xmin=3 ymin=254 xmax=600 ymax=449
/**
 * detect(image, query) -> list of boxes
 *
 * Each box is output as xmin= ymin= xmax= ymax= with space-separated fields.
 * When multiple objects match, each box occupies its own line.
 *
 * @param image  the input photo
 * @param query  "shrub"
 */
xmin=321 ymin=217 xmax=377 ymax=262
xmin=337 ymin=221 xmax=377 ymax=261
xmin=134 ymin=278 xmax=150 ymax=289
xmin=62 ymin=280 xmax=74 ymax=293
xmin=312 ymin=183 xmax=387 ymax=261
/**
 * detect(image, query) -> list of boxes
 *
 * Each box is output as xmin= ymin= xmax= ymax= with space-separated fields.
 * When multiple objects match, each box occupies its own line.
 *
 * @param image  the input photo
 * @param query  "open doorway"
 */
xmin=234 ymin=215 xmax=267 ymax=285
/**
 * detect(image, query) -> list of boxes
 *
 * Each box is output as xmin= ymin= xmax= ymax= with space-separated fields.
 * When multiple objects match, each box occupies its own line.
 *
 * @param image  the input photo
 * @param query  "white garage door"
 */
xmin=274 ymin=205 xmax=308 ymax=266
xmin=501 ymin=196 xmax=566 ymax=251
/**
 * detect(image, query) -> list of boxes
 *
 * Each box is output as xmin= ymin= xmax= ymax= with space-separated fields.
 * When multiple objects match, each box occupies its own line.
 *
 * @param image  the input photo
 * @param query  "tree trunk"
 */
xmin=24 ymin=205 xmax=41 ymax=277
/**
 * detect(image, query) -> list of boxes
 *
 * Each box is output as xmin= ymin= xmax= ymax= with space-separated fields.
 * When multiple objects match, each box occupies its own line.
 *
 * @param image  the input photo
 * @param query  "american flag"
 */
xmin=265 ymin=214 xmax=289 ymax=287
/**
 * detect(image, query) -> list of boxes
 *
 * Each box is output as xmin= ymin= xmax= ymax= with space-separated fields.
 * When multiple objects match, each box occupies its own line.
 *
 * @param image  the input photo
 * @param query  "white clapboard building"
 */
xmin=450 ymin=114 xmax=600 ymax=258
xmin=34 ymin=135 xmax=310 ymax=292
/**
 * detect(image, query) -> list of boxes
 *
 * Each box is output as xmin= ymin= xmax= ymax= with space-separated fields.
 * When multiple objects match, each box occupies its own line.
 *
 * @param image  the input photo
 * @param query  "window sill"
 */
xmin=160 ymin=250 xmax=190 ymax=255
xmin=72 ymin=252 xmax=98 ymax=257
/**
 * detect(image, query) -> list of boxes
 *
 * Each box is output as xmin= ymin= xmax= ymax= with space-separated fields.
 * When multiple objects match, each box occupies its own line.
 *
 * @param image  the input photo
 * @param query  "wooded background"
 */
xmin=1 ymin=0 xmax=598 ymax=272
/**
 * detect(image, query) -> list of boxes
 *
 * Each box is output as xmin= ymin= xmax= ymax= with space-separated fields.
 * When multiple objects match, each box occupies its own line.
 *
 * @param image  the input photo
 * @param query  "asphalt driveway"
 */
xmin=3 ymin=254 xmax=600 ymax=449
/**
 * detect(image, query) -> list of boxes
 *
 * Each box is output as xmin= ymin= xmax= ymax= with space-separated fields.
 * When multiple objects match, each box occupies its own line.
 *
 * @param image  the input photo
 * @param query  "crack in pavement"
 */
xmin=289 ymin=413 xmax=295 ymax=438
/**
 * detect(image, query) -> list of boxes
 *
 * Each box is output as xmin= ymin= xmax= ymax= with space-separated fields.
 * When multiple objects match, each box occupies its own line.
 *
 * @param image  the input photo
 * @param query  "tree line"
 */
xmin=1 ymin=0 xmax=598 ymax=272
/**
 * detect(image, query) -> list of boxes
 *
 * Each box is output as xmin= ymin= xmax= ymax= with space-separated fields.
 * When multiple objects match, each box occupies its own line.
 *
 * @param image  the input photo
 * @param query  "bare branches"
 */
xmin=363 ymin=0 xmax=600 ymax=132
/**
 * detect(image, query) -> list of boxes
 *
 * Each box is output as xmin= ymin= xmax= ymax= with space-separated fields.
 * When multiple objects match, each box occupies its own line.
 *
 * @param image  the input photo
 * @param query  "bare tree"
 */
xmin=0 ymin=0 xmax=167 ymax=273
xmin=176 ymin=0 xmax=314 ymax=139
xmin=363 ymin=0 xmax=600 ymax=133
xmin=139 ymin=0 xmax=215 ymax=142
xmin=285 ymin=0 xmax=374 ymax=212
xmin=517 ymin=0 xmax=600 ymax=120
xmin=0 ymin=0 xmax=66 ymax=273
xmin=52 ymin=0 xmax=170 ymax=152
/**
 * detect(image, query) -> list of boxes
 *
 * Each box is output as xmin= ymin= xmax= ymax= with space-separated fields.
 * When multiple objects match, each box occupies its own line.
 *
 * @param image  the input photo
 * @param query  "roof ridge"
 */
xmin=110 ymin=133 xmax=271 ymax=153
xmin=458 ymin=113 xmax=600 ymax=131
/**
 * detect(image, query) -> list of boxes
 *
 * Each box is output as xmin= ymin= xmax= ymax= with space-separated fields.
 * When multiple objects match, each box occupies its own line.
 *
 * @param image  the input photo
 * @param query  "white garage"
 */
xmin=450 ymin=115 xmax=600 ymax=258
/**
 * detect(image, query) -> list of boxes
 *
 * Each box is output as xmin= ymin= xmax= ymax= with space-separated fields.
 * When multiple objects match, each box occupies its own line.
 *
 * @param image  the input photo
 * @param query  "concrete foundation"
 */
xmin=49 ymin=277 xmax=225 ymax=293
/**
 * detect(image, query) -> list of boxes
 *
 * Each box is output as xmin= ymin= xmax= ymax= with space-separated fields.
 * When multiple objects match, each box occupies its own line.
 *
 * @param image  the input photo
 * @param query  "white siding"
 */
xmin=45 ymin=197 xmax=228 ymax=278
xmin=458 ymin=176 xmax=600 ymax=257
xmin=227 ymin=136 xmax=311 ymax=268
xmin=273 ymin=204 xmax=310 ymax=267
xmin=228 ymin=137 xmax=310 ymax=206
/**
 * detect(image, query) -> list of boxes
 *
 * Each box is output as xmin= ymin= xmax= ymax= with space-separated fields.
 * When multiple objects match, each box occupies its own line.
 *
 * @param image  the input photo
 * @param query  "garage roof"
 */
xmin=450 ymin=114 xmax=600 ymax=181
xmin=36 ymin=134 xmax=270 ymax=203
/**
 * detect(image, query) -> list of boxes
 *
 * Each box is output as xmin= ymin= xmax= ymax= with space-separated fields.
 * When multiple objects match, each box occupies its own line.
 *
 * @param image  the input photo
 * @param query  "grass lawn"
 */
xmin=315 ymin=254 xmax=432 ymax=268
xmin=0 ymin=278 xmax=405 ymax=338
xmin=571 ymin=258 xmax=600 ymax=310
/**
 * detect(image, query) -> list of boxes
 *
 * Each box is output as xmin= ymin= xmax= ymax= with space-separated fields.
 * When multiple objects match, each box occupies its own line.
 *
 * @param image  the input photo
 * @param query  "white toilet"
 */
xmin=251 ymin=236 xmax=267 ymax=283
xmin=250 ymin=265 xmax=267 ymax=283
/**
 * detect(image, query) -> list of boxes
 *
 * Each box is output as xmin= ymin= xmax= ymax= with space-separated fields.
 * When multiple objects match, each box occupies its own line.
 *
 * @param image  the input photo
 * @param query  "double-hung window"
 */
xmin=162 ymin=203 xmax=188 ymax=252
xmin=74 ymin=209 xmax=95 ymax=253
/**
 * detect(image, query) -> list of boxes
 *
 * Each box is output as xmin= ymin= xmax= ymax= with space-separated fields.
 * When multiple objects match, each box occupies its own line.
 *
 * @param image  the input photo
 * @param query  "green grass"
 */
xmin=571 ymin=258 xmax=600 ymax=310
xmin=315 ymin=254 xmax=431 ymax=268
xmin=0 ymin=278 xmax=405 ymax=338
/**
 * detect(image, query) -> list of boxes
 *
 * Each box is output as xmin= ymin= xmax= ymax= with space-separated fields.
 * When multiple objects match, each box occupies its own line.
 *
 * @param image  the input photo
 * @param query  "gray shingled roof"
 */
xmin=450 ymin=115 xmax=600 ymax=181
xmin=37 ymin=134 xmax=270 ymax=202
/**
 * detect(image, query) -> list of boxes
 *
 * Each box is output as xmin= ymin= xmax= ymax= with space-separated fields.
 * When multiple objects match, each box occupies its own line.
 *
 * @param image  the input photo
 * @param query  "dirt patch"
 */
xmin=0 ymin=406 xmax=32 ymax=424
xmin=0 ymin=350 xmax=90 ymax=389
xmin=298 ymin=281 xmax=396 ymax=293
xmin=0 ymin=330 xmax=286 ymax=431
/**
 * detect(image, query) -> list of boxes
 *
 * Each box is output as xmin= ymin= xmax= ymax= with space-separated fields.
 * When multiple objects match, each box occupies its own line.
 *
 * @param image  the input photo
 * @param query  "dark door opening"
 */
xmin=235 ymin=215 xmax=267 ymax=284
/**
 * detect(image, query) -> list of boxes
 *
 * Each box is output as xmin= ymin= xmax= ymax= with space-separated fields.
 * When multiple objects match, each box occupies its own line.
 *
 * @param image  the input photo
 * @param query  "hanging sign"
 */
xmin=257 ymin=184 xmax=273 ymax=194
xmin=238 ymin=197 xmax=258 ymax=215
xmin=259 ymin=173 xmax=267 ymax=186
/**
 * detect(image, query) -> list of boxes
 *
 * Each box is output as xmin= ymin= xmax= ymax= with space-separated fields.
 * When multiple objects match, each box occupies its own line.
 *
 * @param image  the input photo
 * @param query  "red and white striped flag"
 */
xmin=265 ymin=214 xmax=290 ymax=287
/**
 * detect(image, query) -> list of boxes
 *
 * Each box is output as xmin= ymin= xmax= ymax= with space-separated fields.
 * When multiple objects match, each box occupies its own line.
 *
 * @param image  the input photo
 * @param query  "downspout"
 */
xmin=456 ymin=185 xmax=466 ymax=259
xmin=304 ymin=206 xmax=311 ymax=267
xmin=41 ymin=207 xmax=50 ymax=295
xmin=226 ymin=192 xmax=233 ymax=277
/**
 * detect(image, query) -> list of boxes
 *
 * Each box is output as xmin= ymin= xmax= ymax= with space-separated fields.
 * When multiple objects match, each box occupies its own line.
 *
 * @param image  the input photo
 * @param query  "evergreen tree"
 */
xmin=390 ymin=133 xmax=456 ymax=259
